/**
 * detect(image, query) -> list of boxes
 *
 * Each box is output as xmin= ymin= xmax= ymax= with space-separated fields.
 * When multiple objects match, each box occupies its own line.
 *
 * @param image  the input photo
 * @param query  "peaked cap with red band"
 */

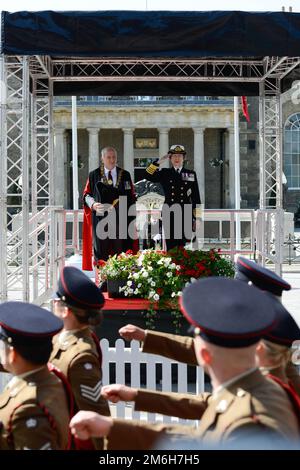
xmin=180 ymin=277 xmax=278 ymax=348
xmin=56 ymin=266 xmax=105 ymax=310
xmin=0 ymin=301 xmax=63 ymax=348
xmin=236 ymin=256 xmax=291 ymax=297
xmin=263 ymin=301 xmax=300 ymax=346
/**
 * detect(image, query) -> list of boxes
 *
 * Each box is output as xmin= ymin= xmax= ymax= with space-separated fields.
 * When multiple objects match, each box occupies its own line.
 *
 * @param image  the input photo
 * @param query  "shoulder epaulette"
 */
xmin=146 ymin=163 xmax=159 ymax=175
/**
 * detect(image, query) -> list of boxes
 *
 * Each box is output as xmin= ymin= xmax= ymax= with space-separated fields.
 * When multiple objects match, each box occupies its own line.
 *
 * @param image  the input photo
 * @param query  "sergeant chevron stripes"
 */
xmin=80 ymin=380 xmax=102 ymax=402
xmin=24 ymin=442 xmax=52 ymax=450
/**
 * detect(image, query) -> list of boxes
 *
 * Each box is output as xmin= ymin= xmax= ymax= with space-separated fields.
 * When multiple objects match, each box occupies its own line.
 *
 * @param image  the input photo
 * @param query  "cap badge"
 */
xmin=26 ymin=418 xmax=37 ymax=428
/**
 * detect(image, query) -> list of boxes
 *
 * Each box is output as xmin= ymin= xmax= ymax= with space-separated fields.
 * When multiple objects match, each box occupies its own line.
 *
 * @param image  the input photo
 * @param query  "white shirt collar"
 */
xmin=174 ymin=166 xmax=182 ymax=173
xmin=213 ymin=366 xmax=258 ymax=398
xmin=104 ymin=166 xmax=117 ymax=176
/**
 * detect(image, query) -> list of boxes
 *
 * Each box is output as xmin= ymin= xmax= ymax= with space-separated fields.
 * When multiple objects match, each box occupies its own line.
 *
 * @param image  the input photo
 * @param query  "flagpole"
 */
xmin=72 ymin=96 xmax=79 ymax=255
xmin=234 ymin=97 xmax=241 ymax=252
xmin=64 ymin=97 xmax=84 ymax=272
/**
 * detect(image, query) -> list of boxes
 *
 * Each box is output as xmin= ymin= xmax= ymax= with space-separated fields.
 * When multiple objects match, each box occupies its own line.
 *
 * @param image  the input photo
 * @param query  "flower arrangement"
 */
xmin=99 ymin=248 xmax=235 ymax=331
xmin=168 ymin=246 xmax=235 ymax=283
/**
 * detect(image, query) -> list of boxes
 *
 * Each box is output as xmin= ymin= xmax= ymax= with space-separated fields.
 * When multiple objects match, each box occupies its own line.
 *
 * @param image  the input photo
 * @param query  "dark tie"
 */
xmin=107 ymin=171 xmax=113 ymax=185
xmin=176 ymin=168 xmax=180 ymax=174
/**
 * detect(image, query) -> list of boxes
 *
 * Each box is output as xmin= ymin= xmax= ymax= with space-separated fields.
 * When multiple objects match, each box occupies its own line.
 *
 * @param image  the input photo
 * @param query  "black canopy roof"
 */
xmin=3 ymin=10 xmax=300 ymax=58
xmin=1 ymin=10 xmax=300 ymax=95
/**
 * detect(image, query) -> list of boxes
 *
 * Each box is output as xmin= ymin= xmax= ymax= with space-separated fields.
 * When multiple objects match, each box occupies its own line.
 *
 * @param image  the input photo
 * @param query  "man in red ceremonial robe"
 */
xmin=82 ymin=147 xmax=138 ymax=271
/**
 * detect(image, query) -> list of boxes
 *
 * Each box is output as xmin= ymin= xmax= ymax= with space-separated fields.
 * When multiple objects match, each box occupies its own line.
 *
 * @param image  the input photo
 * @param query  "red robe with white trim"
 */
xmin=82 ymin=167 xmax=138 ymax=270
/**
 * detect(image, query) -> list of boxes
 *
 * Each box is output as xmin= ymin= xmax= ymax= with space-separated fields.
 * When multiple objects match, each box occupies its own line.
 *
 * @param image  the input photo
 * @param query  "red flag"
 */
xmin=82 ymin=178 xmax=93 ymax=271
xmin=241 ymin=96 xmax=250 ymax=122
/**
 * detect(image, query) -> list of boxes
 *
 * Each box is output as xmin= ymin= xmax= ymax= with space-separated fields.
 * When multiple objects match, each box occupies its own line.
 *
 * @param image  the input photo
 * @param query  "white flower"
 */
xmin=171 ymin=292 xmax=176 ymax=298
xmin=153 ymin=294 xmax=160 ymax=301
xmin=134 ymin=289 xmax=139 ymax=295
xmin=149 ymin=290 xmax=155 ymax=298
xmin=148 ymin=266 xmax=153 ymax=271
xmin=164 ymin=258 xmax=171 ymax=266
xmin=127 ymin=280 xmax=133 ymax=286
xmin=170 ymin=263 xmax=176 ymax=269
xmin=137 ymin=254 xmax=145 ymax=266
xmin=151 ymin=281 xmax=156 ymax=287
xmin=133 ymin=273 xmax=140 ymax=279
xmin=177 ymin=292 xmax=182 ymax=297
xmin=190 ymin=277 xmax=197 ymax=283
xmin=142 ymin=271 xmax=149 ymax=278
xmin=166 ymin=272 xmax=172 ymax=278
xmin=128 ymin=288 xmax=134 ymax=294
xmin=137 ymin=283 xmax=142 ymax=288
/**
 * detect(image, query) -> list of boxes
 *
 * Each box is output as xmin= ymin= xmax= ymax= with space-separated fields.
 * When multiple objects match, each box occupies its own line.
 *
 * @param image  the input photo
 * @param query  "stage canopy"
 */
xmin=1 ymin=10 xmax=300 ymax=95
xmin=0 ymin=10 xmax=293 ymax=301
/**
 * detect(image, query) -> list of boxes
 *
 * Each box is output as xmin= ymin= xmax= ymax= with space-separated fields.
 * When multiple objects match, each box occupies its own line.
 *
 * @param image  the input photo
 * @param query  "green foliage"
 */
xmin=99 ymin=248 xmax=235 ymax=332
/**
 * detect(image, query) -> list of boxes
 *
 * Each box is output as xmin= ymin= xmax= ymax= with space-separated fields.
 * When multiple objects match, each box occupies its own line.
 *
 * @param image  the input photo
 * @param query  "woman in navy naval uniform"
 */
xmin=145 ymin=145 xmax=201 ymax=251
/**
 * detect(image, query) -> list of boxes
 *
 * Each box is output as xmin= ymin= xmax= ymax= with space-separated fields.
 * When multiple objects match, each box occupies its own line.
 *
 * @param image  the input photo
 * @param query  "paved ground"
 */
xmin=281 ymin=269 xmax=300 ymax=326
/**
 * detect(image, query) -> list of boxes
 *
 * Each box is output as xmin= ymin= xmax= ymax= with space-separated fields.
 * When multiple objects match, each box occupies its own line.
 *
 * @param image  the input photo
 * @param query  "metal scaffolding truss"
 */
xmin=43 ymin=56 xmax=300 ymax=83
xmin=1 ymin=52 xmax=299 ymax=302
xmin=263 ymin=56 xmax=300 ymax=79
xmin=0 ymin=54 xmax=55 ymax=302
xmin=31 ymin=77 xmax=54 ymax=210
xmin=0 ymin=56 xmax=30 ymax=301
xmin=52 ymin=58 xmax=265 ymax=82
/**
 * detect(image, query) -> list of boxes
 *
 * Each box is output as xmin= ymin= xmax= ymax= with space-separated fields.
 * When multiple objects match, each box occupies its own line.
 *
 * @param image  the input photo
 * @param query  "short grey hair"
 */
xmin=101 ymin=146 xmax=117 ymax=158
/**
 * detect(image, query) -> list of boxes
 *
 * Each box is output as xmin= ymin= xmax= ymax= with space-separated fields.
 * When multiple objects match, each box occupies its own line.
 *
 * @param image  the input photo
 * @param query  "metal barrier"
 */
xmin=52 ymin=207 xmax=257 ymax=265
xmin=3 ymin=207 xmax=54 ymax=303
xmin=256 ymin=208 xmax=285 ymax=274
xmin=1 ymin=206 xmax=288 ymax=304
xmin=202 ymin=209 xmax=255 ymax=261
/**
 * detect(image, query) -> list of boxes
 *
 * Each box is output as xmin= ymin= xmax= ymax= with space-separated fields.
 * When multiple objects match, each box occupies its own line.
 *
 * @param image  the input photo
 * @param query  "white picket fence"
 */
xmin=101 ymin=339 xmax=205 ymax=424
xmin=0 ymin=339 xmax=205 ymax=425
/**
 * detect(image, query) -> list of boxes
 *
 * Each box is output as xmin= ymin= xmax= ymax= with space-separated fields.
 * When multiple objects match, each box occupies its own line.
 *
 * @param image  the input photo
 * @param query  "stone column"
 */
xmin=158 ymin=128 xmax=170 ymax=168
xmin=87 ymin=127 xmax=100 ymax=172
xmin=227 ymin=127 xmax=235 ymax=208
xmin=193 ymin=127 xmax=206 ymax=205
xmin=54 ymin=127 xmax=66 ymax=206
xmin=123 ymin=127 xmax=134 ymax=178
xmin=63 ymin=131 xmax=68 ymax=208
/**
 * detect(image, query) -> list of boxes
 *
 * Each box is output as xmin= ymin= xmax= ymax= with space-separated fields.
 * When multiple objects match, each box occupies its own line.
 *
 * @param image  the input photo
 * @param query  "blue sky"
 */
xmin=1 ymin=1 xmax=299 ymax=12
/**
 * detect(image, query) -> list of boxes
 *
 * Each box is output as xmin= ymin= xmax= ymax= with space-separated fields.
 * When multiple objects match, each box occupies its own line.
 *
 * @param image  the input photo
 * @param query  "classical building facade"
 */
xmin=53 ymin=95 xmax=300 ymax=214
